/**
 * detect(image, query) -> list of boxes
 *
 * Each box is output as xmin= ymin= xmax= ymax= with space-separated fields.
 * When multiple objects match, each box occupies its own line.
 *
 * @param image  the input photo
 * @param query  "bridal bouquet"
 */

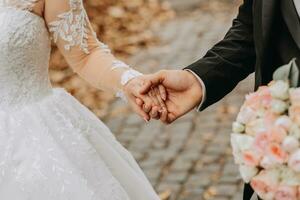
xmin=231 ymin=59 xmax=300 ymax=200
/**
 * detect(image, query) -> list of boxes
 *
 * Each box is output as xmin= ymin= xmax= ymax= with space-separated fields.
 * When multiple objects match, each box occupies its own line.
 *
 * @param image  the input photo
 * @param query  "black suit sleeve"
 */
xmin=185 ymin=0 xmax=256 ymax=110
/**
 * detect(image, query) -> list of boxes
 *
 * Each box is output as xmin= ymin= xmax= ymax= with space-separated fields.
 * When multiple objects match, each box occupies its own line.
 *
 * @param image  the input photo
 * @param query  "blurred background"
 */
xmin=49 ymin=0 xmax=253 ymax=199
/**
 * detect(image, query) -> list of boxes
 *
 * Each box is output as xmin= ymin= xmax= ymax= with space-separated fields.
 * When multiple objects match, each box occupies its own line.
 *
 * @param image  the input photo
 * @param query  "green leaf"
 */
xmin=273 ymin=58 xmax=299 ymax=87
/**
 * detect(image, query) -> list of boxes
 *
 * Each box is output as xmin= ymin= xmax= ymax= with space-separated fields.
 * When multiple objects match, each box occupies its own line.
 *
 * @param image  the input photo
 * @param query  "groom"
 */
xmin=138 ymin=0 xmax=300 ymax=199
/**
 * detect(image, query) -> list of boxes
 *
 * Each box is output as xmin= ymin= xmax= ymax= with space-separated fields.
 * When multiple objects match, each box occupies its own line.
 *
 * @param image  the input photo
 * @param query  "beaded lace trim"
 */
xmin=0 ymin=0 xmax=40 ymax=11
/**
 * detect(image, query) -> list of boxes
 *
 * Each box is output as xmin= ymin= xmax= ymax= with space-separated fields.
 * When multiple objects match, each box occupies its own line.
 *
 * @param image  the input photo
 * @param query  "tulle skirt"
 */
xmin=0 ymin=88 xmax=159 ymax=200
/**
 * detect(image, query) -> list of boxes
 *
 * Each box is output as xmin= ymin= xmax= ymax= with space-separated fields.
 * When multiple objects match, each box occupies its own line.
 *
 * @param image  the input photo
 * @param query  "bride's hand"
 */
xmin=123 ymin=76 xmax=167 ymax=121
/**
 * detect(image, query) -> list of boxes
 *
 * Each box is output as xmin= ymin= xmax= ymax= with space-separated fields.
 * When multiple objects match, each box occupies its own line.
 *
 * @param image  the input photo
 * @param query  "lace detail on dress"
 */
xmin=48 ymin=0 xmax=111 ymax=55
xmin=0 ymin=0 xmax=40 ymax=11
xmin=111 ymin=60 xmax=130 ymax=70
xmin=0 ymin=8 xmax=52 ymax=109
xmin=48 ymin=0 xmax=90 ymax=53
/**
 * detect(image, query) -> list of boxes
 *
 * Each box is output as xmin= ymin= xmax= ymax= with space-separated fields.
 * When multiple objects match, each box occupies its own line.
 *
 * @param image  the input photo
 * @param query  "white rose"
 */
xmin=289 ymin=88 xmax=300 ymax=106
xmin=289 ymin=124 xmax=300 ymax=139
xmin=231 ymin=133 xmax=254 ymax=164
xmin=256 ymin=108 xmax=266 ymax=118
xmin=279 ymin=166 xmax=300 ymax=186
xmin=232 ymin=121 xmax=245 ymax=133
xmin=269 ymin=80 xmax=289 ymax=100
xmin=245 ymin=118 xmax=266 ymax=136
xmin=275 ymin=115 xmax=292 ymax=131
xmin=260 ymin=156 xmax=278 ymax=169
xmin=271 ymin=99 xmax=288 ymax=114
xmin=282 ymin=136 xmax=299 ymax=153
xmin=239 ymin=165 xmax=259 ymax=183
xmin=288 ymin=150 xmax=300 ymax=172
xmin=236 ymin=107 xmax=256 ymax=124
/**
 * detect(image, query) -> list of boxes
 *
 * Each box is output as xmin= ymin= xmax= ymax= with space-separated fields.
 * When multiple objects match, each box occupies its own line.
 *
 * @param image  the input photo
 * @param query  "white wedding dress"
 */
xmin=0 ymin=0 xmax=160 ymax=199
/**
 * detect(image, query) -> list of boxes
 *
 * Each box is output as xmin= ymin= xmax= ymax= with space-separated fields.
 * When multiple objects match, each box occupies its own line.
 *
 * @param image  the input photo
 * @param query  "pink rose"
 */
xmin=269 ymin=126 xmax=287 ymax=143
xmin=275 ymin=116 xmax=292 ymax=131
xmin=263 ymin=112 xmax=279 ymax=129
xmin=245 ymin=86 xmax=272 ymax=109
xmin=289 ymin=88 xmax=300 ymax=106
xmin=288 ymin=150 xmax=300 ymax=172
xmin=274 ymin=186 xmax=297 ymax=200
xmin=245 ymin=92 xmax=261 ymax=110
xmin=267 ymin=143 xmax=288 ymax=164
xmin=289 ymin=105 xmax=300 ymax=125
xmin=254 ymin=132 xmax=270 ymax=153
xmin=250 ymin=169 xmax=279 ymax=200
xmin=237 ymin=106 xmax=256 ymax=124
xmin=258 ymin=86 xmax=273 ymax=108
xmin=242 ymin=150 xmax=262 ymax=167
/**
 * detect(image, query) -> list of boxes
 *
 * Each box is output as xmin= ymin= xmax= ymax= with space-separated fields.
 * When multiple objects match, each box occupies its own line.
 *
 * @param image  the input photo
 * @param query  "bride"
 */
xmin=0 ymin=0 xmax=167 ymax=199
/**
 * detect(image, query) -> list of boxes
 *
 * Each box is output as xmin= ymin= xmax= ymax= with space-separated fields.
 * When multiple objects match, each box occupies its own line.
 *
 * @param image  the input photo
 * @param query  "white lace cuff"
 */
xmin=116 ymin=69 xmax=143 ymax=102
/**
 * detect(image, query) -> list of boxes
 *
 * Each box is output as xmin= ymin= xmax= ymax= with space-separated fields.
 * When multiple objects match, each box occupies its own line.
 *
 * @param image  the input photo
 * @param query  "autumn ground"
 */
xmin=53 ymin=0 xmax=254 ymax=199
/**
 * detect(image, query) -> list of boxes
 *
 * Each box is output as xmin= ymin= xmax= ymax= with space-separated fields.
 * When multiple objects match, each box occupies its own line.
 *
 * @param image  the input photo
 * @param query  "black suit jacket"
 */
xmin=186 ymin=0 xmax=300 ymax=110
xmin=185 ymin=0 xmax=300 ymax=199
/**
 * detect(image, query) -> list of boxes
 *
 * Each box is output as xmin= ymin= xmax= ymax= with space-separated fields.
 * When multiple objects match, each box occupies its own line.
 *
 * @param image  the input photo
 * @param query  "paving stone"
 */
xmin=186 ymin=172 xmax=212 ymax=187
xmin=213 ymin=184 xmax=237 ymax=197
xmin=157 ymin=182 xmax=182 ymax=200
xmin=180 ymin=187 xmax=204 ymax=200
xmin=170 ymin=158 xmax=193 ymax=172
xmin=180 ymin=149 xmax=201 ymax=161
xmin=104 ymin=1 xmax=251 ymax=199
xmin=140 ymin=158 xmax=163 ymax=169
xmin=164 ymin=171 xmax=189 ymax=184
xmin=219 ymin=175 xmax=240 ymax=184
xmin=223 ymin=163 xmax=239 ymax=176
xmin=232 ymin=192 xmax=243 ymax=200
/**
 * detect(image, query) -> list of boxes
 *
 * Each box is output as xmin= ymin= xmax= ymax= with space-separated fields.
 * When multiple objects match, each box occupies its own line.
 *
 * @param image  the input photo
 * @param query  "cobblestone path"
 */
xmin=104 ymin=1 xmax=254 ymax=199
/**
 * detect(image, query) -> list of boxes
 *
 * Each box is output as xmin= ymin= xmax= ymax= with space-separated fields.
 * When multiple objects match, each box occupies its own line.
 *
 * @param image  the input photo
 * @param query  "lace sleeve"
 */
xmin=44 ymin=0 xmax=142 ymax=100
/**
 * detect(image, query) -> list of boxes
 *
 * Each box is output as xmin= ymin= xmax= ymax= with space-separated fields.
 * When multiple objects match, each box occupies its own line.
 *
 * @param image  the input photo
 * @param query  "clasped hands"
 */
xmin=123 ymin=70 xmax=203 ymax=124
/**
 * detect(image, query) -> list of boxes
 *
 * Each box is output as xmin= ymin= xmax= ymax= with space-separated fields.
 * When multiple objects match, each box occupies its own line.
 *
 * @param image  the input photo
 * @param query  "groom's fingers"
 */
xmin=154 ymin=87 xmax=167 ymax=110
xmin=159 ymin=108 xmax=168 ymax=123
xmin=158 ymin=85 xmax=167 ymax=101
xmin=167 ymin=113 xmax=177 ymax=124
xmin=140 ymin=73 xmax=164 ymax=94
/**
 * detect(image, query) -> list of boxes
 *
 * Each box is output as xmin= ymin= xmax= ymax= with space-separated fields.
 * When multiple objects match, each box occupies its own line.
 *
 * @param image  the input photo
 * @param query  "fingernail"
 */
xmin=144 ymin=117 xmax=149 ymax=122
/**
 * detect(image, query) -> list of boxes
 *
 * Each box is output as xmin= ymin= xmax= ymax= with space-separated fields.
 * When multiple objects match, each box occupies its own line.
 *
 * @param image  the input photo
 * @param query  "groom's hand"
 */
xmin=139 ymin=70 xmax=203 ymax=124
xmin=123 ymin=75 xmax=168 ymax=122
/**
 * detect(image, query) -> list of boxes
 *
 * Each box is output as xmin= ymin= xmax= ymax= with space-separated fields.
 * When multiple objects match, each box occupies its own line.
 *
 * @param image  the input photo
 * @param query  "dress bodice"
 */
xmin=0 ymin=0 xmax=143 ymax=111
xmin=0 ymin=7 xmax=52 ymax=109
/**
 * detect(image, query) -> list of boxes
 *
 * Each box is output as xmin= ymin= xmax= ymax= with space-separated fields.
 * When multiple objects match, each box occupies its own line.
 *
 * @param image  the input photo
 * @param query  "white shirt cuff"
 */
xmin=185 ymin=69 xmax=207 ymax=111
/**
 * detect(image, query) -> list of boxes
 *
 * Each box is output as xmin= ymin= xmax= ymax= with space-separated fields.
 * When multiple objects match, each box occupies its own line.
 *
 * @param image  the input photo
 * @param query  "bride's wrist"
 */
xmin=116 ymin=69 xmax=143 ymax=101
